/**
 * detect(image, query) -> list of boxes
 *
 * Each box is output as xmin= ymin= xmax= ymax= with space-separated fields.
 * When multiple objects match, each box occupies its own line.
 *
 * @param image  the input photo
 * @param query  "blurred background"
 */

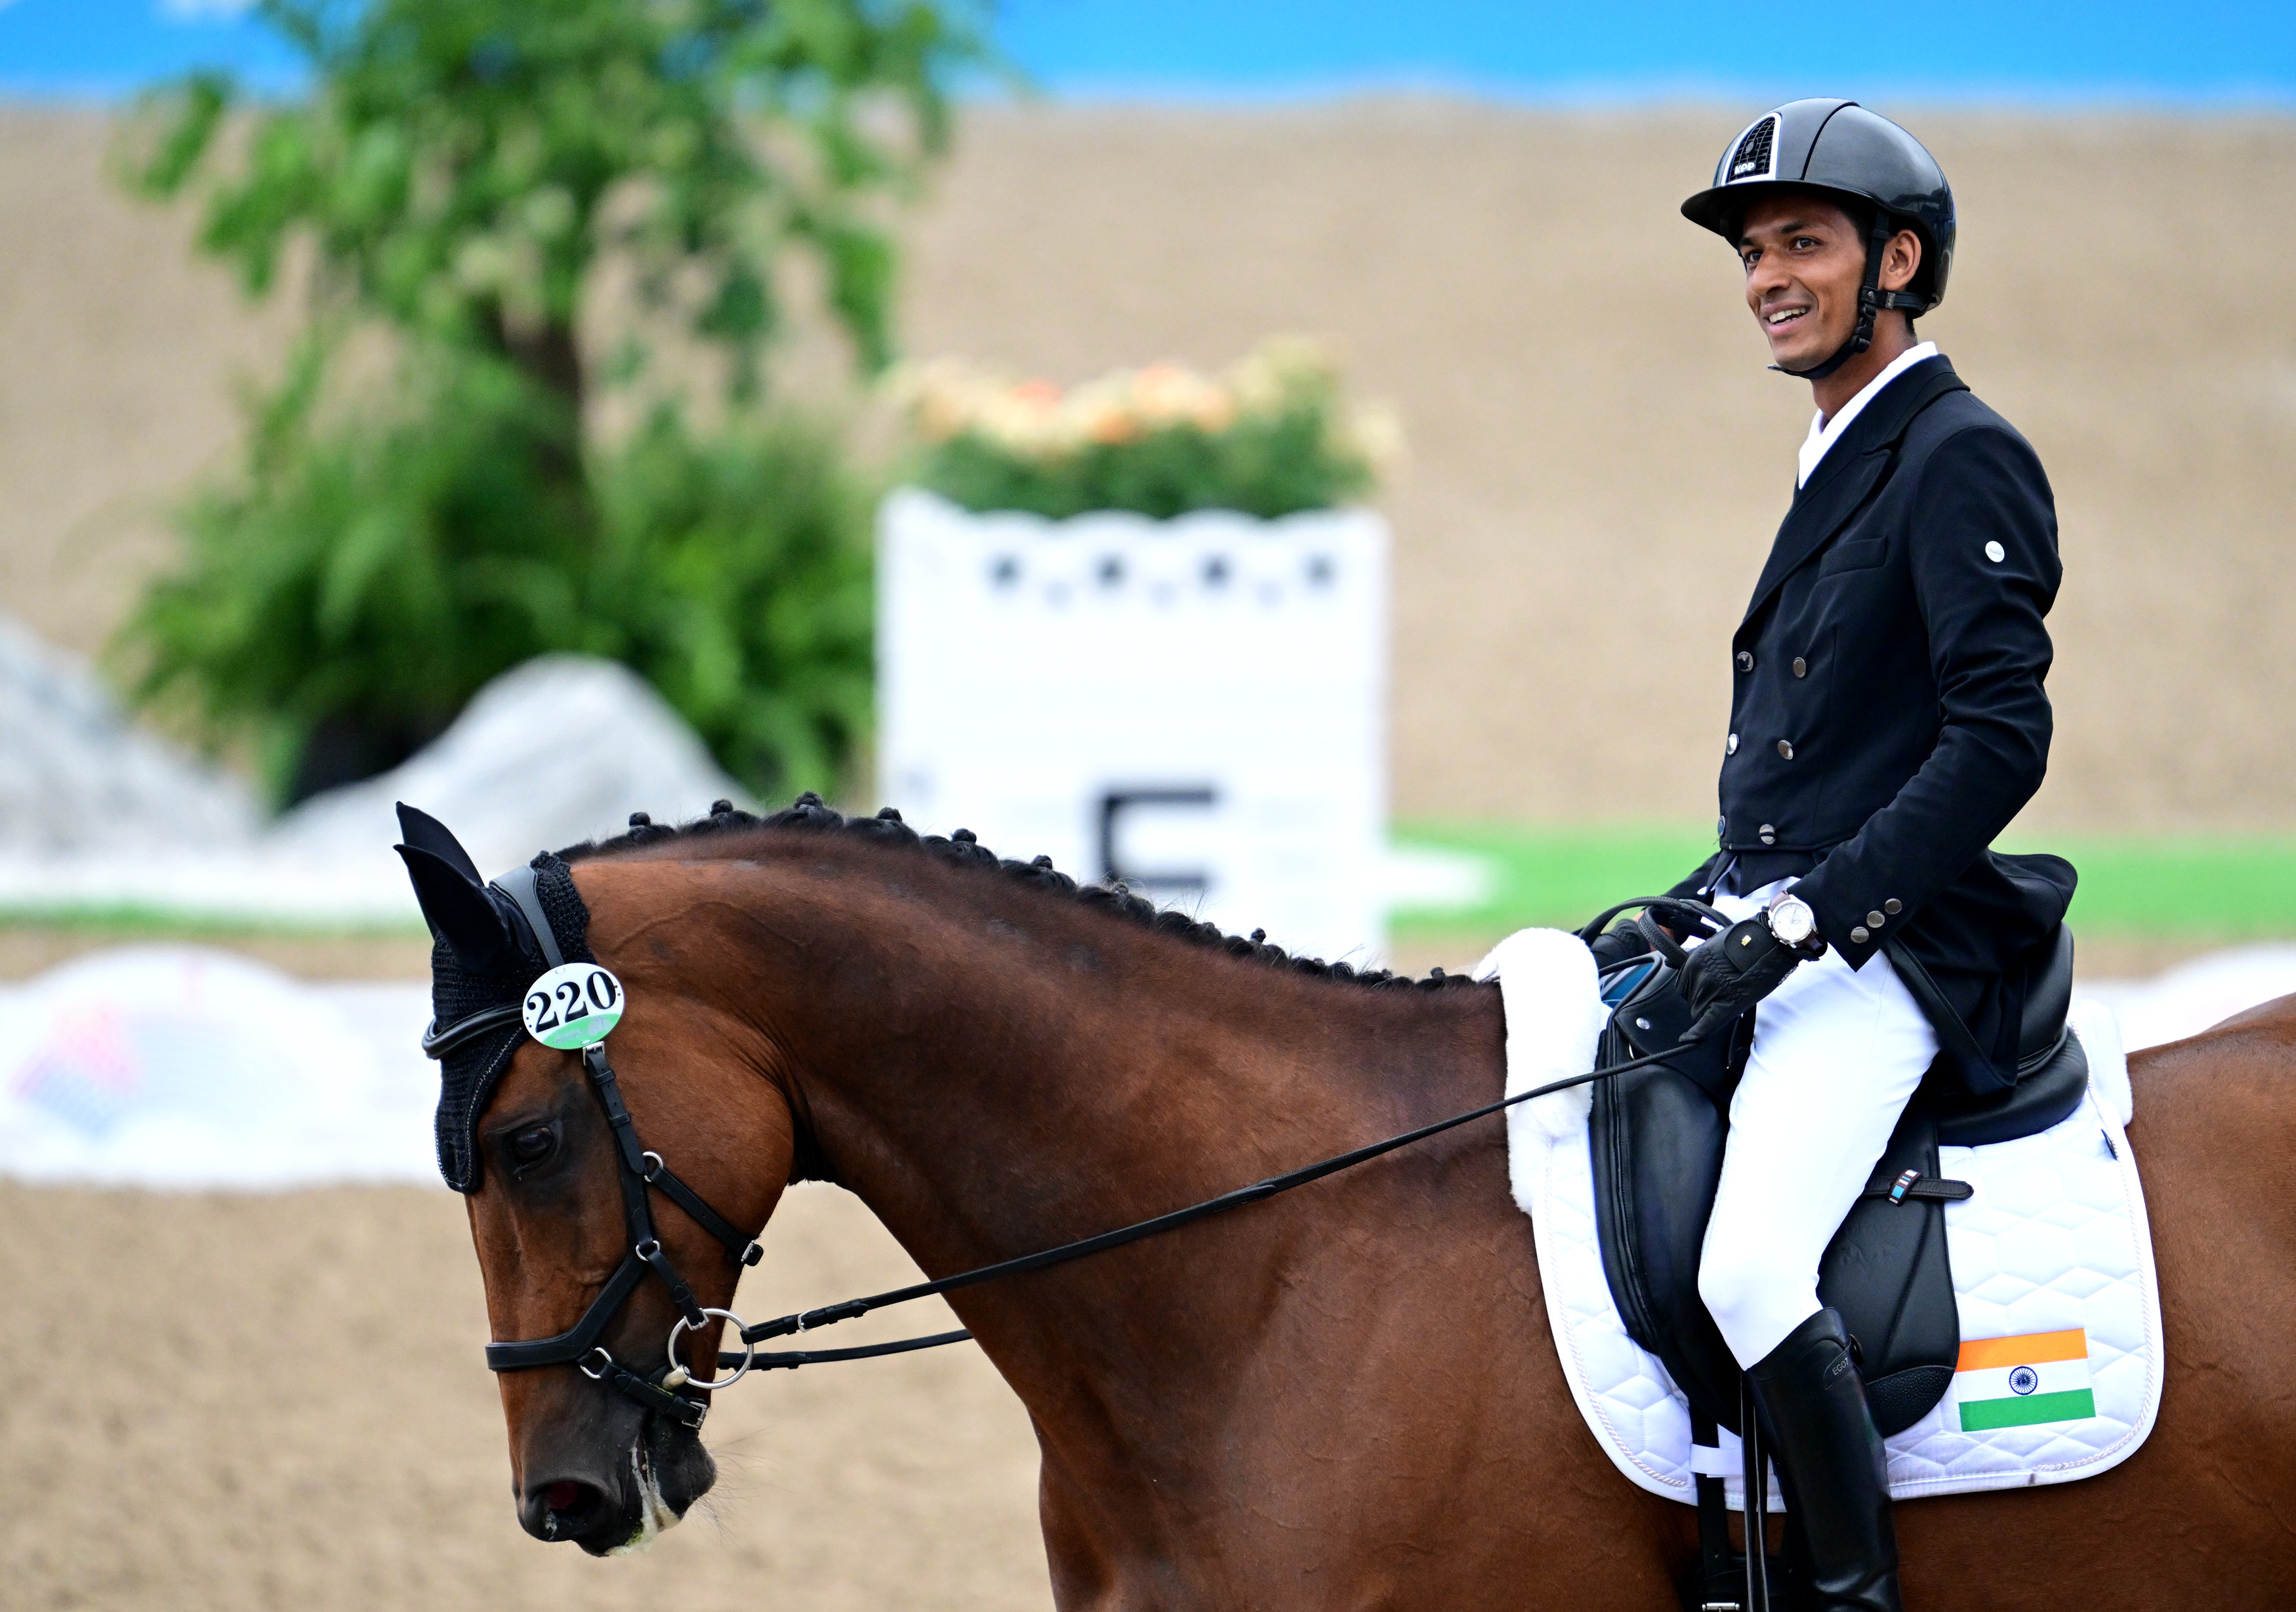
xmin=3 ymin=3 xmax=2293 ymax=1607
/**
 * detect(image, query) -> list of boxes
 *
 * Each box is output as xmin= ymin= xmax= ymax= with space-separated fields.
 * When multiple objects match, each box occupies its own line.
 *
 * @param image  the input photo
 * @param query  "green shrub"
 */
xmin=588 ymin=409 xmax=873 ymax=797
xmin=113 ymin=0 xmax=979 ymax=800
xmin=123 ymin=347 xmax=871 ymax=799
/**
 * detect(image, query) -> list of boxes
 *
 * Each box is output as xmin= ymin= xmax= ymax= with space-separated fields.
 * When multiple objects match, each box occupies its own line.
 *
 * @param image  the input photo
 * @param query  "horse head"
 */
xmin=396 ymin=803 xmax=796 ymax=1554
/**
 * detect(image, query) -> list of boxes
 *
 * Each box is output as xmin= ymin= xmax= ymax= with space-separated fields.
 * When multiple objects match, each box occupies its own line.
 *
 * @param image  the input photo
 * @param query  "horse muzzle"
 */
xmin=519 ymin=1417 xmax=716 ymax=1554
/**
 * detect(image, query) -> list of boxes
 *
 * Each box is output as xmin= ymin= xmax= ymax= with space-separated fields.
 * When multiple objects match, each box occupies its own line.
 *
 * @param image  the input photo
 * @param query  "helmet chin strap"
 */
xmin=1773 ymin=211 xmax=1929 ymax=382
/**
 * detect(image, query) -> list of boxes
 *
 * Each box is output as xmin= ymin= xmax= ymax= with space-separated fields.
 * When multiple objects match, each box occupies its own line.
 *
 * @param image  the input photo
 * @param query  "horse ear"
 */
xmin=395 ymin=801 xmax=483 ymax=886
xmin=395 ymin=843 xmax=522 ymax=974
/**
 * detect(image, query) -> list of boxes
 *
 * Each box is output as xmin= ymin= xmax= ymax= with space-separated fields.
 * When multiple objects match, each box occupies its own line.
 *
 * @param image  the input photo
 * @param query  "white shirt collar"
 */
xmin=1795 ymin=340 xmax=1939 ymax=489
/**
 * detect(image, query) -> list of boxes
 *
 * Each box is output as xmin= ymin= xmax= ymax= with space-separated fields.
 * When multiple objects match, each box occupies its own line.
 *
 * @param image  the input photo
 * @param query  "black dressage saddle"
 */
xmin=1585 ymin=908 xmax=2086 ymax=1438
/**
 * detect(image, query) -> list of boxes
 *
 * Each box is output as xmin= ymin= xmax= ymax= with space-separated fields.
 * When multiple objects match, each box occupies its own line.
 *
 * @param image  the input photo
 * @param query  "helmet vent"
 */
xmin=1727 ymin=115 xmax=1778 ymax=183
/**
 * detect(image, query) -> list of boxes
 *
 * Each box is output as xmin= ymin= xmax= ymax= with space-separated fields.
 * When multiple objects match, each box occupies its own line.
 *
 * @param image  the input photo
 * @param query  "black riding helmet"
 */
xmin=1682 ymin=99 xmax=1956 ymax=380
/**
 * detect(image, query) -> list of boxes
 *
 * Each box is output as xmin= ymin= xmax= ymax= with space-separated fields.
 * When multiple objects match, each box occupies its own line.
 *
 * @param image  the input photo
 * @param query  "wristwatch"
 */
xmin=1765 ymin=892 xmax=1820 ymax=951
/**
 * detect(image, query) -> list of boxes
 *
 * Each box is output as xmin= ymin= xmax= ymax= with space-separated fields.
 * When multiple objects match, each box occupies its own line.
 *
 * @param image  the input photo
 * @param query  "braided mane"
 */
xmin=557 ymin=792 xmax=1488 ymax=995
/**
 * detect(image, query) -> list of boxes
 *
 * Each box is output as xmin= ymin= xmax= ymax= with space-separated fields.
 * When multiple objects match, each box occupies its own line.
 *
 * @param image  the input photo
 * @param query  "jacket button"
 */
xmin=1736 ymin=651 xmax=1754 ymax=672
xmin=1718 ymin=816 xmax=1728 ymax=836
xmin=1867 ymin=910 xmax=1887 ymax=928
xmin=1776 ymin=739 xmax=1794 ymax=759
xmin=1727 ymin=733 xmax=1739 ymax=754
xmin=1759 ymin=824 xmax=1776 ymax=845
xmin=1883 ymin=898 xmax=1902 ymax=915
xmin=1793 ymin=657 xmax=1807 ymax=678
xmin=1850 ymin=925 xmax=1870 ymax=944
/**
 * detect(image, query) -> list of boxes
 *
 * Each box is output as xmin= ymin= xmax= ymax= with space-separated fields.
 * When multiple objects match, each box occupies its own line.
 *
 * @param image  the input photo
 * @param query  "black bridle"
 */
xmin=424 ymin=868 xmax=773 ymax=1432
xmin=430 ymin=895 xmax=1698 ymax=1431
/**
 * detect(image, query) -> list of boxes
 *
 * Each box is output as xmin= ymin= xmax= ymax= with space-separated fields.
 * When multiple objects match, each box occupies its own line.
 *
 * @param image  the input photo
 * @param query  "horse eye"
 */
xmin=509 ymin=1125 xmax=557 ymax=1169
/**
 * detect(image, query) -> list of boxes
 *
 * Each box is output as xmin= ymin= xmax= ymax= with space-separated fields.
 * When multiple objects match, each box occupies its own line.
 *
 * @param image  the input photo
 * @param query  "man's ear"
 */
xmin=1881 ymin=228 xmax=1924 ymax=292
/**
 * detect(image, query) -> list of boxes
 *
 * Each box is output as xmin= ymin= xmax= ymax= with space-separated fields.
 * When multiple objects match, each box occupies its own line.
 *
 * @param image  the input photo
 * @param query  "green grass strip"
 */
xmin=10 ymin=826 xmax=2296 ymax=944
xmin=0 ymin=904 xmax=426 ymax=940
xmin=1391 ymin=822 xmax=1717 ymax=936
xmin=2007 ymin=836 xmax=2296 ymax=937
xmin=1958 ymin=1387 xmax=2097 ymax=1432
xmin=1392 ymin=822 xmax=2296 ymax=940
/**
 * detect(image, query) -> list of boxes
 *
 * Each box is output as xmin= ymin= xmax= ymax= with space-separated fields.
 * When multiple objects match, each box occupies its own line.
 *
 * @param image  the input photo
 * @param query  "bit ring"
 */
xmin=665 ymin=1308 xmax=752 ymax=1391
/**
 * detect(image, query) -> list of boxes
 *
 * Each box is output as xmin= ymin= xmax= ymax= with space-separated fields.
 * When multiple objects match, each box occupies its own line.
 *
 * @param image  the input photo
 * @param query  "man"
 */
xmin=1593 ymin=101 xmax=2075 ymax=1610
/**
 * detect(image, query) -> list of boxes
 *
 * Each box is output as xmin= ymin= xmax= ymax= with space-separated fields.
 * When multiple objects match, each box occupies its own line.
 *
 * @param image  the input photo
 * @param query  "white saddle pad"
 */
xmin=1475 ymin=929 xmax=2164 ymax=1509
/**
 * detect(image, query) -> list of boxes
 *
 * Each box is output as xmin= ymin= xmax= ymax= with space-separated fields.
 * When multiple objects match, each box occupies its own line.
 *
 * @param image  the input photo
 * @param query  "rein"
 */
xmin=444 ymin=975 xmax=1675 ymax=1426
xmin=717 ymin=1047 xmax=1677 ymax=1374
xmin=436 ymin=867 xmax=1700 ymax=1430
xmin=756 ymin=902 xmax=1734 ymax=1371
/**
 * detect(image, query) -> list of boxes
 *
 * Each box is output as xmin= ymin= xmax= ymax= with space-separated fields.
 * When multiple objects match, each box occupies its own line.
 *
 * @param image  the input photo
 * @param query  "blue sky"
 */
xmin=2 ymin=0 xmax=2291 ymax=104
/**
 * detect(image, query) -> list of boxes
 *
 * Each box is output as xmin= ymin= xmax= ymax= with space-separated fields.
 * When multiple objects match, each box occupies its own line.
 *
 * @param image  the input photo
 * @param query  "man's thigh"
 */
xmin=1724 ymin=948 xmax=1937 ymax=1203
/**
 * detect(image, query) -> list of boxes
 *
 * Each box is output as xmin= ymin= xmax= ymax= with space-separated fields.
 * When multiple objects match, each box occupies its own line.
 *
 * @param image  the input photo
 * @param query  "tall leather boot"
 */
xmin=1746 ymin=1308 xmax=1902 ymax=1612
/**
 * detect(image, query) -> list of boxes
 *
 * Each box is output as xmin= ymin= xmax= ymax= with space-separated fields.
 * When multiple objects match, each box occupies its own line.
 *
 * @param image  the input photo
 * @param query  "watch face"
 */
xmin=1769 ymin=897 xmax=1815 ymax=946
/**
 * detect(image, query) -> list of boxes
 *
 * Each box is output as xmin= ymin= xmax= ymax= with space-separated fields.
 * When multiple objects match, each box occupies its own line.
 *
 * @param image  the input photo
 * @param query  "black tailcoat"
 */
xmin=1672 ymin=355 xmax=2076 ymax=1093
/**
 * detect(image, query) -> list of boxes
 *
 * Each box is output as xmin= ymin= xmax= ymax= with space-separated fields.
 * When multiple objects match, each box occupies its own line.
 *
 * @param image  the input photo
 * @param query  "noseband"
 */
xmin=423 ymin=867 xmax=763 ymax=1432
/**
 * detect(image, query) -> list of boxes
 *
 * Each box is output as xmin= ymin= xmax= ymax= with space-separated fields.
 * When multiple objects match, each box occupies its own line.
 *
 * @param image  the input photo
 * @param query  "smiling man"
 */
xmin=1585 ymin=102 xmax=2075 ymax=1610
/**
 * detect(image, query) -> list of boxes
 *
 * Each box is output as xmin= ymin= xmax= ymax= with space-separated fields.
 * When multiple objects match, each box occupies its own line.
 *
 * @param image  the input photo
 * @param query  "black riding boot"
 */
xmin=1746 ymin=1308 xmax=1903 ymax=1612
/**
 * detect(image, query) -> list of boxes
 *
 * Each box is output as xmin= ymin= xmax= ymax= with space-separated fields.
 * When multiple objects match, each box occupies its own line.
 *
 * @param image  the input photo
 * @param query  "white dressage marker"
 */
xmin=878 ymin=488 xmax=1389 ymax=964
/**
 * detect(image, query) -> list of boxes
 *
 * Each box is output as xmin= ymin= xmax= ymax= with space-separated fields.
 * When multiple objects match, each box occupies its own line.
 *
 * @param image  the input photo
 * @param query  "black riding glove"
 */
xmin=1586 ymin=918 xmax=1652 ymax=974
xmin=1677 ymin=917 xmax=1820 ymax=1045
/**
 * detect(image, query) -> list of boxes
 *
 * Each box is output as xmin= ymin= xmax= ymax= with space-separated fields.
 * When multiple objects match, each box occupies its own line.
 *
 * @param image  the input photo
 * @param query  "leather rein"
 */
xmin=434 ymin=898 xmax=1701 ymax=1431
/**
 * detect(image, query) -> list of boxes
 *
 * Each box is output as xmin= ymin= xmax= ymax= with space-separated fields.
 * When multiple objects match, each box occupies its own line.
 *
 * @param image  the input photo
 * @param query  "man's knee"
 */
xmin=1698 ymin=1246 xmax=1763 ymax=1330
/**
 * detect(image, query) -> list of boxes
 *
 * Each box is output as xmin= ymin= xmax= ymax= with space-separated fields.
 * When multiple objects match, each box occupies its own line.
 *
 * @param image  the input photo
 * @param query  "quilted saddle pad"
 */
xmin=1475 ymin=927 xmax=2163 ymax=1510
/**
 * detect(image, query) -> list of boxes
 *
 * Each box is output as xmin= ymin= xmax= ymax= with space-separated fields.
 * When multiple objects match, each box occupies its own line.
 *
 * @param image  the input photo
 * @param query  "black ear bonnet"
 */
xmin=396 ymin=802 xmax=595 ymax=1192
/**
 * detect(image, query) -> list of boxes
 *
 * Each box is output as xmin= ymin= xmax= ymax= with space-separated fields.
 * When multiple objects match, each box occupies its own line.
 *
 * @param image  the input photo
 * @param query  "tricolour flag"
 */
xmin=1952 ymin=1328 xmax=2096 ymax=1432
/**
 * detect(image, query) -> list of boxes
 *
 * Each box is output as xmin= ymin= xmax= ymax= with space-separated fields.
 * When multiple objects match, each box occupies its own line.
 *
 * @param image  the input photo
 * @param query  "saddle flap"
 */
xmin=1816 ymin=1103 xmax=1959 ymax=1436
xmin=1588 ymin=1011 xmax=1748 ymax=1433
xmin=1588 ymin=973 xmax=1963 ymax=1438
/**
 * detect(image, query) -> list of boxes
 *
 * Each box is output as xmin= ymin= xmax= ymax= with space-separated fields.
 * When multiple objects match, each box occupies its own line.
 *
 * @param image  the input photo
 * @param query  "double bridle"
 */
xmin=428 ymin=885 xmax=1696 ymax=1432
xmin=423 ymin=867 xmax=777 ymax=1432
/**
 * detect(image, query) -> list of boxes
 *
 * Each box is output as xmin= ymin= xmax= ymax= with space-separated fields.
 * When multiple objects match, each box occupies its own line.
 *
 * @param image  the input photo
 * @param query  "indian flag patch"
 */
xmin=1953 ymin=1329 xmax=2096 ymax=1432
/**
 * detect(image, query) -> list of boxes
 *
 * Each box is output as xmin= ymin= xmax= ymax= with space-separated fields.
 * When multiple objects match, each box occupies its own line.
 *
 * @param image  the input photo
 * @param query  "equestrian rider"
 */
xmin=1591 ymin=101 xmax=2075 ymax=1611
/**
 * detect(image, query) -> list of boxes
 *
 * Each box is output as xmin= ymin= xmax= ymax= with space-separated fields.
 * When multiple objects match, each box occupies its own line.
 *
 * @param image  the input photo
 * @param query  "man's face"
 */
xmin=1736 ymin=193 xmax=1872 ymax=369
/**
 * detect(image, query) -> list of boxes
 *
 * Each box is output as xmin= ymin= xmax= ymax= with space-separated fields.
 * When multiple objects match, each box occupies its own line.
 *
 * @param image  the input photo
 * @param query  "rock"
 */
xmin=271 ymin=655 xmax=752 ymax=879
xmin=0 ymin=634 xmax=754 ymax=923
xmin=0 ymin=613 xmax=258 ymax=854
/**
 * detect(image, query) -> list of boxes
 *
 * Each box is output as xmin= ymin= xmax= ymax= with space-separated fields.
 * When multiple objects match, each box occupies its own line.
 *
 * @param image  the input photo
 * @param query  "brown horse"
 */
xmin=450 ymin=802 xmax=2296 ymax=1606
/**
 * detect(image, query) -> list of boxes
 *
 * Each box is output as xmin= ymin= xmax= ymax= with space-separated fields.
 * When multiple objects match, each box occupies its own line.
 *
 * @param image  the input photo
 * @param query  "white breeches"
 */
xmin=1694 ymin=881 xmax=1939 ymax=1369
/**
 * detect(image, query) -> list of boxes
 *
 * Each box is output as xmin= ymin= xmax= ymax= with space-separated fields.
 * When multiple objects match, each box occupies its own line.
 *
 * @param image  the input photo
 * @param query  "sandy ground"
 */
xmin=0 ymin=931 xmax=2251 ymax=1612
xmin=0 ymin=1179 xmax=1052 ymax=1612
xmin=3 ymin=102 xmax=2295 ymax=833
xmin=898 ymin=103 xmax=2296 ymax=832
xmin=3 ymin=96 xmax=2295 ymax=1610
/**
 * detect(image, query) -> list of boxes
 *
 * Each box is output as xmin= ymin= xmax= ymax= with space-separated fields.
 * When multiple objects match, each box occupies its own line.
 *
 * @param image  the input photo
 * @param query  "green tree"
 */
xmin=120 ymin=0 xmax=980 ymax=799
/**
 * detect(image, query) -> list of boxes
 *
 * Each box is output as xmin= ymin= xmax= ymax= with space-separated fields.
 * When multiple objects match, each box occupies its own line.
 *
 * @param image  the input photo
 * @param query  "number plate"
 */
xmin=522 ymin=963 xmax=626 ymax=1049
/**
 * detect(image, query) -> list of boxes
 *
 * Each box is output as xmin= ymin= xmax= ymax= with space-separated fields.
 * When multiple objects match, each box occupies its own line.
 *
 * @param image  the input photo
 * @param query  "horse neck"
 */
xmin=667 ymin=845 xmax=1504 ymax=1347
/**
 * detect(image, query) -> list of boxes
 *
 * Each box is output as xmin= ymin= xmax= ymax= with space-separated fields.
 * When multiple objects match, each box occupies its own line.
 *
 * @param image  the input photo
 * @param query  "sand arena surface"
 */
xmin=0 ymin=1180 xmax=1052 ymax=1611
xmin=3 ymin=96 xmax=2295 ymax=1607
xmin=3 ymin=102 xmax=2293 ymax=831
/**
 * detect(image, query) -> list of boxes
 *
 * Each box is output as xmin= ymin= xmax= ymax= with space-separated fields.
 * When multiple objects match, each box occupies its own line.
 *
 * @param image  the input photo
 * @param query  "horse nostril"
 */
xmin=524 ymin=1476 xmax=609 ymax=1541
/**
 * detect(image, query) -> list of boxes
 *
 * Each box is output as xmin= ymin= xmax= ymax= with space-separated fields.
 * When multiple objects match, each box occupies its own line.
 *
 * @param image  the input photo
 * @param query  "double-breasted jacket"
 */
xmin=1673 ymin=355 xmax=2075 ymax=1091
